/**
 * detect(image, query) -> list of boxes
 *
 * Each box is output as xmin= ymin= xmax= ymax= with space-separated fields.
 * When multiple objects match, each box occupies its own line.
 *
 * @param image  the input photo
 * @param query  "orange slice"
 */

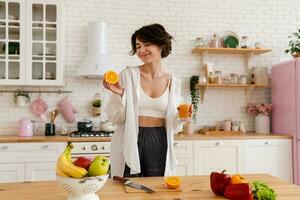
xmin=165 ymin=176 xmax=181 ymax=189
xmin=104 ymin=70 xmax=119 ymax=84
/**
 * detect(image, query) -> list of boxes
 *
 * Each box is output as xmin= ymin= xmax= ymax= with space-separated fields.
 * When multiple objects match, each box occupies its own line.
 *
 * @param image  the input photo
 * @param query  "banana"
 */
xmin=56 ymin=166 xmax=68 ymax=177
xmin=56 ymin=142 xmax=88 ymax=179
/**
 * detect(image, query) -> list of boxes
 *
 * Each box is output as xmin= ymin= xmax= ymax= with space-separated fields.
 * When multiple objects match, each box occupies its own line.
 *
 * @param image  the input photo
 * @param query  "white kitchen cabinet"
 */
xmin=25 ymin=162 xmax=57 ymax=181
xmin=0 ymin=142 xmax=65 ymax=183
xmin=173 ymin=141 xmax=193 ymax=176
xmin=244 ymin=139 xmax=293 ymax=183
xmin=193 ymin=140 xmax=245 ymax=175
xmin=0 ymin=0 xmax=64 ymax=86
xmin=0 ymin=163 xmax=24 ymax=183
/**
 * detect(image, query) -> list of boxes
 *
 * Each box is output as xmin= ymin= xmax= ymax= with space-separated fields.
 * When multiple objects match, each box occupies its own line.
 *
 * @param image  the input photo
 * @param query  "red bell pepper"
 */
xmin=210 ymin=170 xmax=231 ymax=195
xmin=224 ymin=183 xmax=253 ymax=200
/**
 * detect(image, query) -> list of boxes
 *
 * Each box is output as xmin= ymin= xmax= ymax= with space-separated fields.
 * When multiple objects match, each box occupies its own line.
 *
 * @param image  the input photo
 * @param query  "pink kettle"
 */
xmin=18 ymin=117 xmax=33 ymax=137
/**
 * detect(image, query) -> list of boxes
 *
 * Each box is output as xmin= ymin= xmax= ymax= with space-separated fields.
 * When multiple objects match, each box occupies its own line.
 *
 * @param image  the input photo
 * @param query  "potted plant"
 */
xmin=285 ymin=29 xmax=300 ymax=58
xmin=92 ymin=99 xmax=101 ymax=116
xmin=190 ymin=76 xmax=199 ymax=120
xmin=246 ymin=103 xmax=272 ymax=134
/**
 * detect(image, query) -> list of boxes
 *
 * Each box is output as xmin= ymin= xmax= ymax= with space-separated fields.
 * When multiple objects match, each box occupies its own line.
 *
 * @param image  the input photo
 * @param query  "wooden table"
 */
xmin=0 ymin=174 xmax=300 ymax=200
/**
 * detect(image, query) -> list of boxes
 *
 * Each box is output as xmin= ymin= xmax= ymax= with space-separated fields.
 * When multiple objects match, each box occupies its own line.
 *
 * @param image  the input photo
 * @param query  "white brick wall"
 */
xmin=0 ymin=0 xmax=299 ymax=135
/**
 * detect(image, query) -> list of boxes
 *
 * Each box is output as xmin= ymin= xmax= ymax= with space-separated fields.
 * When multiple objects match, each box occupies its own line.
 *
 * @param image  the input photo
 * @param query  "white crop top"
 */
xmin=139 ymin=81 xmax=170 ymax=118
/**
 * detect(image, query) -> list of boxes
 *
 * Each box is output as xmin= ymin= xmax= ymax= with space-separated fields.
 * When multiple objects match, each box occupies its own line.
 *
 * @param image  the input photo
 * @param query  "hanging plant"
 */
xmin=190 ymin=76 xmax=199 ymax=120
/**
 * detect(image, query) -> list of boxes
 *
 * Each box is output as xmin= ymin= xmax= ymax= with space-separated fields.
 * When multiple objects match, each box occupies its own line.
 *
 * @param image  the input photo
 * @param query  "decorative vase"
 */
xmin=183 ymin=121 xmax=194 ymax=135
xmin=255 ymin=114 xmax=270 ymax=134
xmin=293 ymin=53 xmax=300 ymax=58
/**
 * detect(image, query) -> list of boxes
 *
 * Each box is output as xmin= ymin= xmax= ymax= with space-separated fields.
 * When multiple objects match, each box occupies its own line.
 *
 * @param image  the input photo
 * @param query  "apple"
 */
xmin=88 ymin=156 xmax=110 ymax=176
xmin=73 ymin=156 xmax=92 ymax=170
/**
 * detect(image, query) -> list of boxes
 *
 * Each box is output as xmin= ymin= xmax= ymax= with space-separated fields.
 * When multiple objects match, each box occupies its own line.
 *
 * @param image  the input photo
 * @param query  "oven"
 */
xmin=71 ymin=142 xmax=111 ymax=160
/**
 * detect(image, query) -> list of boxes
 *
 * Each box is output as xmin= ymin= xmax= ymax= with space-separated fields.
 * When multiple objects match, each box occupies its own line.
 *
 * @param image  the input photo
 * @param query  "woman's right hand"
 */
xmin=103 ymin=74 xmax=124 ymax=97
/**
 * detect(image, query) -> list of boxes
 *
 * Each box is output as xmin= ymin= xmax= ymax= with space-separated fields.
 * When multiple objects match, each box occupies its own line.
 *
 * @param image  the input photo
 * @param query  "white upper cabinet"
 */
xmin=0 ymin=0 xmax=64 ymax=86
xmin=0 ymin=0 xmax=26 ymax=85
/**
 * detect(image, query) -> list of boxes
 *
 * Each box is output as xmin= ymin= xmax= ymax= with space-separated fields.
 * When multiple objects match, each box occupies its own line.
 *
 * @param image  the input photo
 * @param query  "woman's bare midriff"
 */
xmin=138 ymin=116 xmax=165 ymax=127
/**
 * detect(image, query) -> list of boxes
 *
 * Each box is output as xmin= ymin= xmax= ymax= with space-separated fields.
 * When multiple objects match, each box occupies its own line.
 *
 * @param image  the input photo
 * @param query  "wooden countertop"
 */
xmin=175 ymin=132 xmax=292 ymax=140
xmin=0 ymin=174 xmax=299 ymax=199
xmin=0 ymin=133 xmax=292 ymax=143
xmin=0 ymin=135 xmax=112 ymax=143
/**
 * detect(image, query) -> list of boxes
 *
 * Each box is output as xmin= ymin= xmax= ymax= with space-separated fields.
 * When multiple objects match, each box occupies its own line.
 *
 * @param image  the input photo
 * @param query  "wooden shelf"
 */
xmin=192 ymin=47 xmax=272 ymax=55
xmin=197 ymin=83 xmax=271 ymax=88
xmin=197 ymin=83 xmax=271 ymax=103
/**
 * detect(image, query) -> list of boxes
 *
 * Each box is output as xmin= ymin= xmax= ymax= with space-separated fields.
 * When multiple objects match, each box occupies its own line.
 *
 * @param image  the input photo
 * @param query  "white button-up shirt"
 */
xmin=105 ymin=66 xmax=182 ymax=177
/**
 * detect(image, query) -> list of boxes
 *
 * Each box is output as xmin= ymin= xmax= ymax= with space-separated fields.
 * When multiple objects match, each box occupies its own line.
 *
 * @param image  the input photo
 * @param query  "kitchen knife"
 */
xmin=113 ymin=176 xmax=154 ymax=193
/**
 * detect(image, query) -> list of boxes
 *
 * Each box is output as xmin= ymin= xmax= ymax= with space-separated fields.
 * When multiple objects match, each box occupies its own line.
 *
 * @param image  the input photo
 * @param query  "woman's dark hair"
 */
xmin=130 ymin=23 xmax=173 ymax=58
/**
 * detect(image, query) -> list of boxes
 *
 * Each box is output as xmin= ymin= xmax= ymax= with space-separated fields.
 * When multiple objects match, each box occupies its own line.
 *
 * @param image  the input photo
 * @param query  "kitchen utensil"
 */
xmin=45 ymin=123 xmax=55 ymax=136
xmin=14 ymin=90 xmax=30 ymax=107
xmin=77 ymin=119 xmax=93 ymax=132
xmin=50 ymin=109 xmax=59 ymax=123
xmin=18 ymin=117 xmax=33 ymax=137
xmin=57 ymin=174 xmax=108 ymax=200
xmin=120 ymin=176 xmax=182 ymax=193
xmin=113 ymin=176 xmax=154 ymax=193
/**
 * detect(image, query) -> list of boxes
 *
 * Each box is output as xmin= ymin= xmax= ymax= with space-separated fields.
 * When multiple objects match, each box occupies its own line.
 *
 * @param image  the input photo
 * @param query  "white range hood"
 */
xmin=77 ymin=21 xmax=114 ymax=79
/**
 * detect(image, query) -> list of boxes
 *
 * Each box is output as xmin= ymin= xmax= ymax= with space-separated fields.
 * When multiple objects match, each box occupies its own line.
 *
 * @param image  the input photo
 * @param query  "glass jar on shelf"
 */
xmin=230 ymin=73 xmax=238 ymax=84
xmin=214 ymin=70 xmax=222 ymax=84
xmin=208 ymin=72 xmax=214 ymax=84
xmin=195 ymin=37 xmax=204 ymax=47
xmin=239 ymin=74 xmax=248 ymax=84
xmin=240 ymin=36 xmax=250 ymax=48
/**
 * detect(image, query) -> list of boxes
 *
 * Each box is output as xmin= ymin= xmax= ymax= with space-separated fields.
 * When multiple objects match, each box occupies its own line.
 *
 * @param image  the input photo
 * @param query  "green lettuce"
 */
xmin=251 ymin=181 xmax=276 ymax=200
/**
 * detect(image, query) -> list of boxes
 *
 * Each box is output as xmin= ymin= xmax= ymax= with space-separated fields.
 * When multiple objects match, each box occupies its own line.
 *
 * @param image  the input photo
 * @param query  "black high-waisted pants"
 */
xmin=123 ymin=127 xmax=167 ymax=177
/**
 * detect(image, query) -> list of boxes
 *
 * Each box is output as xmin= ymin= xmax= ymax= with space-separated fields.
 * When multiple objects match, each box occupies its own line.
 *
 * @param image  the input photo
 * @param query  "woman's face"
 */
xmin=135 ymin=39 xmax=161 ymax=64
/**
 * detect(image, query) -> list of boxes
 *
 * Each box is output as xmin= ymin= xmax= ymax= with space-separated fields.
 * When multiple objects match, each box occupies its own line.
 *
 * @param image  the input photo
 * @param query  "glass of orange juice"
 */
xmin=178 ymin=97 xmax=192 ymax=120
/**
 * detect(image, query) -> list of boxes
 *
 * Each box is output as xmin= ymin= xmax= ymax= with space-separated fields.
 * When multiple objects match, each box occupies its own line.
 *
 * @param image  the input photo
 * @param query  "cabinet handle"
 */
xmin=264 ymin=141 xmax=272 ymax=145
xmin=215 ymin=142 xmax=223 ymax=146
xmin=173 ymin=142 xmax=180 ymax=146
xmin=0 ymin=145 xmax=9 ymax=150
xmin=41 ymin=145 xmax=50 ymax=149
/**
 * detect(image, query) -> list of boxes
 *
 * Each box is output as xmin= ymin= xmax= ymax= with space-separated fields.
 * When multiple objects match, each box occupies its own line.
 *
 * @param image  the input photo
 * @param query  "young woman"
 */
xmin=104 ymin=24 xmax=184 ymax=177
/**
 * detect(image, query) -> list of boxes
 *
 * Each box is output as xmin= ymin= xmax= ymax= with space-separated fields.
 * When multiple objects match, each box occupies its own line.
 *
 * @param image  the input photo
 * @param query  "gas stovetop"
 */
xmin=69 ymin=131 xmax=113 ymax=137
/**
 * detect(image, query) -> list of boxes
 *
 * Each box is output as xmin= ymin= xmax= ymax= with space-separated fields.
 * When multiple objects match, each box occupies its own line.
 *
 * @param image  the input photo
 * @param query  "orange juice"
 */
xmin=178 ymin=104 xmax=191 ymax=119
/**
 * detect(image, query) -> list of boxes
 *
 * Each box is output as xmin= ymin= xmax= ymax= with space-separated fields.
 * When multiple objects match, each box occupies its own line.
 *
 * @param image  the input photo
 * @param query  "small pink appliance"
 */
xmin=18 ymin=117 xmax=33 ymax=137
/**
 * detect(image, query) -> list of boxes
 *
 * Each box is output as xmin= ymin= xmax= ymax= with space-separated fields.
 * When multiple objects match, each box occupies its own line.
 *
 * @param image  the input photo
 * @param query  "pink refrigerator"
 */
xmin=272 ymin=58 xmax=300 ymax=184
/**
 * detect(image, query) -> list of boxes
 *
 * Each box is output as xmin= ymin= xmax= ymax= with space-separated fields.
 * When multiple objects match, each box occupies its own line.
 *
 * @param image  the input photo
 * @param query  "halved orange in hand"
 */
xmin=165 ymin=176 xmax=181 ymax=189
xmin=104 ymin=70 xmax=119 ymax=84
